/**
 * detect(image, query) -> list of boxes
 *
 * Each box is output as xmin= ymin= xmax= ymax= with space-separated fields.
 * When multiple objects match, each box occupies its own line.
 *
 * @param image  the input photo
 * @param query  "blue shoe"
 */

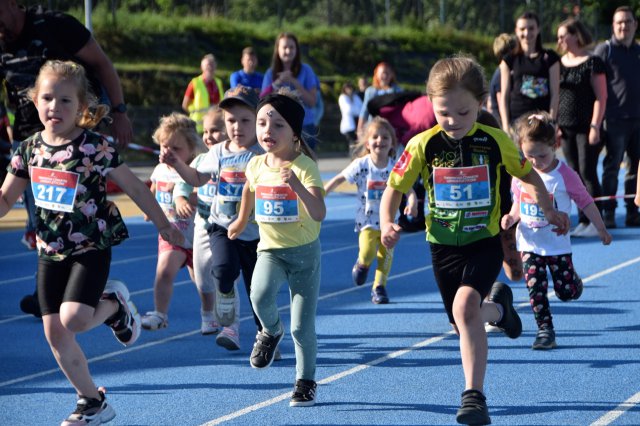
xmin=352 ymin=263 xmax=369 ymax=286
xmin=371 ymin=285 xmax=389 ymax=304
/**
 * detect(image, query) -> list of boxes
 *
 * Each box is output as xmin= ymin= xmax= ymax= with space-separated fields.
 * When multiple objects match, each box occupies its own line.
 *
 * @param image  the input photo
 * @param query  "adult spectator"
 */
xmin=499 ymin=11 xmax=560 ymax=132
xmin=229 ymin=46 xmax=264 ymax=90
xmin=487 ymin=33 xmax=517 ymax=124
xmin=556 ymin=17 xmax=607 ymax=237
xmin=594 ymin=6 xmax=640 ymax=228
xmin=182 ymin=53 xmax=224 ymax=134
xmin=261 ymin=32 xmax=320 ymax=149
xmin=357 ymin=62 xmax=402 ymax=135
xmin=337 ymin=81 xmax=362 ymax=145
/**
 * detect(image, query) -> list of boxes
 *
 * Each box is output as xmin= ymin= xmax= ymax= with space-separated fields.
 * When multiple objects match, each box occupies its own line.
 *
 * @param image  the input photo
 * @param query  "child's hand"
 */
xmin=159 ymin=148 xmax=179 ymax=166
xmin=501 ymin=214 xmax=516 ymax=230
xmin=174 ymin=196 xmax=194 ymax=219
xmin=545 ymin=209 xmax=570 ymax=235
xmin=381 ymin=222 xmax=403 ymax=249
xmin=599 ymin=228 xmax=613 ymax=245
xmin=143 ymin=214 xmax=150 ymax=222
xmin=281 ymin=167 xmax=301 ymax=188
xmin=404 ymin=193 xmax=419 ymax=218
xmin=227 ymin=220 xmax=242 ymax=240
xmin=159 ymin=225 xmax=184 ymax=246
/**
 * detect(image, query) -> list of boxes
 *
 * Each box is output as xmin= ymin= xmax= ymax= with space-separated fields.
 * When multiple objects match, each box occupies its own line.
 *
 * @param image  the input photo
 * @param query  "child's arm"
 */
xmin=228 ymin=183 xmax=255 ymax=240
xmin=501 ymin=196 xmax=520 ymax=231
xmin=0 ymin=174 xmax=28 ymax=218
xmin=582 ymin=202 xmax=612 ymax=245
xmin=160 ymin=149 xmax=209 ymax=187
xmin=380 ymin=186 xmax=404 ymax=249
xmin=174 ymin=195 xmax=195 ymax=219
xmin=403 ymin=187 xmax=419 ymax=218
xmin=281 ymin=168 xmax=326 ymax=222
xmin=323 ymin=173 xmax=347 ymax=195
xmin=636 ymin=160 xmax=640 ymax=208
xmin=108 ymin=164 xmax=184 ymax=246
xmin=518 ymin=169 xmax=570 ymax=235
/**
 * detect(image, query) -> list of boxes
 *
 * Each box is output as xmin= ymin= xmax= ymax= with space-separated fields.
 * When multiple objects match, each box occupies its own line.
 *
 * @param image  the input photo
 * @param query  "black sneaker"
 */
xmin=250 ymin=327 xmax=284 ymax=369
xmin=351 ymin=262 xmax=369 ymax=286
xmin=532 ymin=327 xmax=557 ymax=350
xmin=61 ymin=390 xmax=116 ymax=426
xmin=456 ymin=389 xmax=491 ymax=425
xmin=488 ymin=282 xmax=522 ymax=339
xmin=625 ymin=209 xmax=640 ymax=227
xmin=603 ymin=210 xmax=617 ymax=229
xmin=19 ymin=291 xmax=42 ymax=318
xmin=371 ymin=285 xmax=389 ymax=304
xmin=102 ymin=280 xmax=141 ymax=347
xmin=290 ymin=379 xmax=317 ymax=407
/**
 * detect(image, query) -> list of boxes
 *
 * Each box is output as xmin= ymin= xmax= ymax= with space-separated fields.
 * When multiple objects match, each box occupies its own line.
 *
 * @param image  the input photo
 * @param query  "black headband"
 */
xmin=257 ymin=94 xmax=305 ymax=138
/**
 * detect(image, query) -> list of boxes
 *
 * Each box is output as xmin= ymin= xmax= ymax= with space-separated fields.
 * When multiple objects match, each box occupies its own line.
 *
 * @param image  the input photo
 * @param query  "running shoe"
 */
xmin=290 ymin=379 xmax=317 ymax=407
xmin=216 ymin=323 xmax=240 ymax=351
xmin=532 ymin=327 xmax=557 ymax=350
xmin=570 ymin=222 xmax=588 ymax=237
xmin=141 ymin=311 xmax=168 ymax=330
xmin=456 ymin=389 xmax=491 ymax=425
xmin=201 ymin=312 xmax=220 ymax=335
xmin=250 ymin=326 xmax=284 ymax=369
xmin=371 ymin=285 xmax=389 ymax=304
xmin=215 ymin=287 xmax=236 ymax=327
xmin=61 ymin=390 xmax=115 ymax=426
xmin=488 ymin=282 xmax=522 ymax=339
xmin=102 ymin=280 xmax=141 ymax=346
xmin=351 ymin=262 xmax=369 ymax=286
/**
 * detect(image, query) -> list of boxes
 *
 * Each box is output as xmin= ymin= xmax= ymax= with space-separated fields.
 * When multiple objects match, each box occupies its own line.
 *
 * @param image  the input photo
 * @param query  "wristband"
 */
xmin=590 ymin=123 xmax=599 ymax=129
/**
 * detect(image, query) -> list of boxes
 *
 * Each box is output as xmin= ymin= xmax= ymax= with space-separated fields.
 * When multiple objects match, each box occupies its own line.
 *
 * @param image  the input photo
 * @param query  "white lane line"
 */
xmin=590 ymin=391 xmax=640 ymax=425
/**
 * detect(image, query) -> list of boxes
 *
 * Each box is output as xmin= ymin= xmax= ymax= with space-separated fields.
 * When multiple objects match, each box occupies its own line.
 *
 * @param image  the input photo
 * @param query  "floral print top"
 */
xmin=9 ymin=130 xmax=129 ymax=260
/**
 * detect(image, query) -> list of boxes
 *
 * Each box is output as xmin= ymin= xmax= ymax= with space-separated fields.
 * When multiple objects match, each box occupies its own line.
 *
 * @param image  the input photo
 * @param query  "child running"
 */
xmin=228 ymin=89 xmax=326 ymax=407
xmin=160 ymin=85 xmax=264 ymax=349
xmin=0 ymin=60 xmax=183 ymax=424
xmin=141 ymin=113 xmax=203 ymax=331
xmin=324 ymin=116 xmax=417 ymax=303
xmin=380 ymin=56 xmax=570 ymax=425
xmin=501 ymin=112 xmax=612 ymax=350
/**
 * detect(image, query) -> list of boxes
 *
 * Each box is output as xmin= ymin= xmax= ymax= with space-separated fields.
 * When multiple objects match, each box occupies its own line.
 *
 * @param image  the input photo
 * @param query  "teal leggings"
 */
xmin=250 ymin=239 xmax=321 ymax=380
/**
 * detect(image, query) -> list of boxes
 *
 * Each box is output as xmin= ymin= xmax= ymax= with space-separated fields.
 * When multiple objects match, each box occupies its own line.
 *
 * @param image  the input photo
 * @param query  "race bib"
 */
xmin=155 ymin=181 xmax=174 ymax=207
xmin=255 ymin=185 xmax=299 ymax=223
xmin=218 ymin=169 xmax=245 ymax=202
xmin=197 ymin=180 xmax=216 ymax=205
xmin=433 ymin=165 xmax=490 ymax=208
xmin=520 ymin=191 xmax=554 ymax=228
xmin=31 ymin=167 xmax=79 ymax=212
xmin=365 ymin=179 xmax=386 ymax=210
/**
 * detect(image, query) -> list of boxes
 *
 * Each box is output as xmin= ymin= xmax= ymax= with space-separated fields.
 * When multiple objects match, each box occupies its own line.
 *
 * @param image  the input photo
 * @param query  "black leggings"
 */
xmin=37 ymin=248 xmax=111 ymax=316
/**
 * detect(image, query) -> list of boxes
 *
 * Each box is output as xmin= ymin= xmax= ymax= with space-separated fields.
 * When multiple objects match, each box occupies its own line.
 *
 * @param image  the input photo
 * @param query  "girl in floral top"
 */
xmin=0 ymin=60 xmax=182 ymax=425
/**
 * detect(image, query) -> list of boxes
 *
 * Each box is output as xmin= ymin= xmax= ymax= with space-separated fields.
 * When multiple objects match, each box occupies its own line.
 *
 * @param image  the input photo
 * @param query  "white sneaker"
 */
xmin=571 ymin=222 xmax=588 ymax=237
xmin=578 ymin=222 xmax=599 ymax=237
xmin=141 ymin=311 xmax=168 ymax=330
xmin=215 ymin=287 xmax=236 ymax=327
xmin=102 ymin=280 xmax=141 ymax=346
xmin=216 ymin=323 xmax=240 ymax=351
xmin=201 ymin=311 xmax=220 ymax=335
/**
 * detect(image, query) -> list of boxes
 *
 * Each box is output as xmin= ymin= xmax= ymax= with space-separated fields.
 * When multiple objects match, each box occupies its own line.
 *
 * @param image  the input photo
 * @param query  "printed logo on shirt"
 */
xmin=462 ymin=224 xmax=487 ymax=232
xmin=392 ymin=150 xmax=412 ymax=177
xmin=464 ymin=210 xmax=489 ymax=218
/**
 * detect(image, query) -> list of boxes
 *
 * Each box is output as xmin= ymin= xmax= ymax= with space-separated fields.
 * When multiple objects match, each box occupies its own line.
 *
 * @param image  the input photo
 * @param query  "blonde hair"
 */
xmin=29 ymin=60 xmax=108 ymax=129
xmin=152 ymin=112 xmax=203 ymax=162
xmin=351 ymin=116 xmax=397 ymax=159
xmin=513 ymin=110 xmax=556 ymax=148
xmin=426 ymin=56 xmax=488 ymax=104
xmin=493 ymin=33 xmax=517 ymax=60
xmin=202 ymin=106 xmax=226 ymax=140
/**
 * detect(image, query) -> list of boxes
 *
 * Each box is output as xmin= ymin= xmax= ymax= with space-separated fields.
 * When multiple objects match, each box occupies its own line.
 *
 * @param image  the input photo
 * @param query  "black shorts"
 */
xmin=430 ymin=236 xmax=503 ymax=324
xmin=37 ymin=248 xmax=111 ymax=316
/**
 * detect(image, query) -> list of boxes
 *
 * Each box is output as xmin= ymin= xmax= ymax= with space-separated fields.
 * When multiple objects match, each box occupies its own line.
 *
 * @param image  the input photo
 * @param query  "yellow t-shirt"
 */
xmin=246 ymin=153 xmax=324 ymax=250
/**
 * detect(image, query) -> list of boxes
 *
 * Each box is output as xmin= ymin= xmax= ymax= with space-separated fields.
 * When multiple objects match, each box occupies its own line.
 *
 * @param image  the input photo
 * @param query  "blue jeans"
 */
xmin=602 ymin=118 xmax=640 ymax=213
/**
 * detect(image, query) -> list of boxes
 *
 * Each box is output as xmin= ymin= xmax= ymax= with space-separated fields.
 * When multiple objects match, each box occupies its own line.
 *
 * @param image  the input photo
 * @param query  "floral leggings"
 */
xmin=522 ymin=252 xmax=583 ymax=330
